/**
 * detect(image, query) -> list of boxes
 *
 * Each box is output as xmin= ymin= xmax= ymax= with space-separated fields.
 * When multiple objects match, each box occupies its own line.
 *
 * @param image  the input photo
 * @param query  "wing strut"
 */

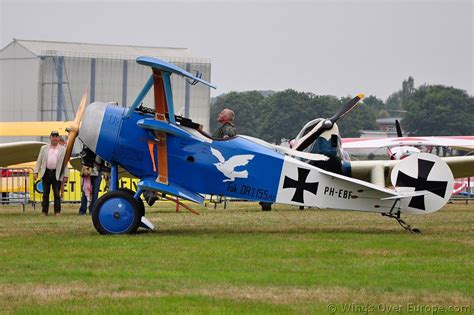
xmin=152 ymin=68 xmax=169 ymax=185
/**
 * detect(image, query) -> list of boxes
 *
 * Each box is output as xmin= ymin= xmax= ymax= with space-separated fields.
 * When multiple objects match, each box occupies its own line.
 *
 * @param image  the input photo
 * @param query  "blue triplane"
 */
xmin=65 ymin=56 xmax=454 ymax=234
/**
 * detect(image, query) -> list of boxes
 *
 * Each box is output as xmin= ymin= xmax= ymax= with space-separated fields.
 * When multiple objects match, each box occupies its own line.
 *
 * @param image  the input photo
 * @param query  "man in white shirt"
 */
xmin=34 ymin=131 xmax=69 ymax=215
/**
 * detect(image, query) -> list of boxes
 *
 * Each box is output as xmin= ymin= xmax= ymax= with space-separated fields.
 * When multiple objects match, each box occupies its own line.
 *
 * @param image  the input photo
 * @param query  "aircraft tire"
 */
xmin=259 ymin=202 xmax=272 ymax=211
xmin=92 ymin=190 xmax=141 ymax=235
xmin=118 ymin=188 xmax=145 ymax=217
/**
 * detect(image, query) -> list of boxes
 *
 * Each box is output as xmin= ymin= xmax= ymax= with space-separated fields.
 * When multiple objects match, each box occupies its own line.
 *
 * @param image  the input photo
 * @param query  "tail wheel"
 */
xmin=92 ymin=191 xmax=141 ymax=235
xmin=118 ymin=188 xmax=145 ymax=217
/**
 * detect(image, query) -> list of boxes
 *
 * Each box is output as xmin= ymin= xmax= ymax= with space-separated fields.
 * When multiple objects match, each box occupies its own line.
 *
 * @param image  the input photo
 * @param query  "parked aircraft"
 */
xmin=0 ymin=142 xmax=46 ymax=167
xmin=342 ymin=120 xmax=474 ymax=160
xmin=0 ymin=121 xmax=73 ymax=166
xmin=291 ymin=115 xmax=474 ymax=187
xmin=56 ymin=56 xmax=461 ymax=235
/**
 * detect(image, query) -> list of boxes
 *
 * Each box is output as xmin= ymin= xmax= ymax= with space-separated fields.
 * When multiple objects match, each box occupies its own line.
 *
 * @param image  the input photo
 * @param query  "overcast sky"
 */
xmin=1 ymin=0 xmax=472 ymax=99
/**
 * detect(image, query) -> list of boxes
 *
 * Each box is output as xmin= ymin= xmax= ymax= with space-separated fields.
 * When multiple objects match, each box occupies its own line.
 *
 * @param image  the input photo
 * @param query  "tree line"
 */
xmin=210 ymin=78 xmax=473 ymax=143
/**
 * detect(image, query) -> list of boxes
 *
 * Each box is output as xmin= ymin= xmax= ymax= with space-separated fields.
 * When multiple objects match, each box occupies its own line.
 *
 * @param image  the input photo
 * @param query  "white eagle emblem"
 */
xmin=211 ymin=148 xmax=254 ymax=182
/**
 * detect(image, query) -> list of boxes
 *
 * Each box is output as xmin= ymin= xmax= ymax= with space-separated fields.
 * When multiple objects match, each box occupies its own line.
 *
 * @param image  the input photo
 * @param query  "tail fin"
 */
xmin=395 ymin=119 xmax=403 ymax=137
xmin=390 ymin=153 xmax=454 ymax=214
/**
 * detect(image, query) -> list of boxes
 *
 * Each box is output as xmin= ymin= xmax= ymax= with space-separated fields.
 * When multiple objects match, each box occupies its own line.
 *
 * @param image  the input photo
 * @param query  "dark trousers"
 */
xmin=42 ymin=169 xmax=61 ymax=214
xmin=79 ymin=175 xmax=102 ymax=214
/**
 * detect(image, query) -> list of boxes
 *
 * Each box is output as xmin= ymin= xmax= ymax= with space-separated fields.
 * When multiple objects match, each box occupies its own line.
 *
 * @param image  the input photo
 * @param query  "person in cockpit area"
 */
xmin=145 ymin=108 xmax=238 ymax=207
xmin=213 ymin=108 xmax=236 ymax=139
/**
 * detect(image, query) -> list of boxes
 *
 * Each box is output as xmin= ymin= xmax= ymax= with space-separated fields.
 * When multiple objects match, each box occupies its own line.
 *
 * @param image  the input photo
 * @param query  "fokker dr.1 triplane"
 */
xmin=62 ymin=56 xmax=455 ymax=234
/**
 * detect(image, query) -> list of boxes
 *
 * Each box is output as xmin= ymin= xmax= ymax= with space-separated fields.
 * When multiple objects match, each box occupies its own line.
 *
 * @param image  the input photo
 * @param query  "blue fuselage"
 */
xmin=83 ymin=104 xmax=284 ymax=203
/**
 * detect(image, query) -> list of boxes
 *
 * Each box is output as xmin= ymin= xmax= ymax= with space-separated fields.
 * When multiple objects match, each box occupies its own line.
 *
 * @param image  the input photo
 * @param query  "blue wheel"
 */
xmin=118 ymin=188 xmax=145 ymax=217
xmin=92 ymin=191 xmax=140 ymax=234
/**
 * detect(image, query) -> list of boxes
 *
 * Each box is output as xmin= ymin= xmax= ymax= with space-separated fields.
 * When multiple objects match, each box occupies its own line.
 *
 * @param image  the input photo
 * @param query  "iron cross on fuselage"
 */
xmin=283 ymin=167 xmax=319 ymax=203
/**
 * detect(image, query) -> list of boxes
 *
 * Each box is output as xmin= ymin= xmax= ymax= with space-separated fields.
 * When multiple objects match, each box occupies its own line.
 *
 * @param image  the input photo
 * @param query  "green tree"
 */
xmin=385 ymin=76 xmax=415 ymax=113
xmin=363 ymin=95 xmax=389 ymax=119
xmin=210 ymin=91 xmax=266 ymax=137
xmin=402 ymin=85 xmax=473 ymax=136
xmin=401 ymin=76 xmax=415 ymax=101
xmin=260 ymin=89 xmax=314 ymax=144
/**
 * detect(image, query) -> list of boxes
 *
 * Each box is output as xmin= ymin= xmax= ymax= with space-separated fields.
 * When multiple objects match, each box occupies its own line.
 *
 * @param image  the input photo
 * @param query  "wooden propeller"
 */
xmin=62 ymin=90 xmax=88 ymax=172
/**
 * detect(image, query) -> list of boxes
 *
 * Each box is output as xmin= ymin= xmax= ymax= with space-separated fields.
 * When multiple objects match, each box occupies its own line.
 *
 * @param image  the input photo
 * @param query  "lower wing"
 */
xmin=0 ymin=142 xmax=46 ymax=166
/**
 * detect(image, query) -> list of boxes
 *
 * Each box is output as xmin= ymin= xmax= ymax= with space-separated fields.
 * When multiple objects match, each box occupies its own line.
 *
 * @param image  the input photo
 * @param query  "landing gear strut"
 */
xmin=382 ymin=200 xmax=421 ymax=233
xmin=382 ymin=212 xmax=421 ymax=233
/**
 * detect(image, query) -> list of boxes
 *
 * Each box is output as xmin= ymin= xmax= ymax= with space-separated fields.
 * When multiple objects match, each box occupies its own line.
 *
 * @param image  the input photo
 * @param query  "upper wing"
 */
xmin=136 ymin=56 xmax=216 ymax=89
xmin=0 ymin=121 xmax=72 ymax=136
xmin=210 ymin=148 xmax=225 ymax=163
xmin=0 ymin=142 xmax=46 ymax=166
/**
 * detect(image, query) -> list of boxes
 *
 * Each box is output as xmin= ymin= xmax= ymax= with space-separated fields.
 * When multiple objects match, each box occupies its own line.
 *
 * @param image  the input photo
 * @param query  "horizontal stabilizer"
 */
xmin=137 ymin=118 xmax=193 ymax=138
xmin=137 ymin=56 xmax=216 ymax=89
xmin=381 ymin=191 xmax=428 ymax=201
xmin=138 ymin=178 xmax=204 ymax=204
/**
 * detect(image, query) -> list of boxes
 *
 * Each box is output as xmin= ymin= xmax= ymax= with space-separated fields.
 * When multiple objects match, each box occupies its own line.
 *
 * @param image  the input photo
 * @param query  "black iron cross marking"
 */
xmin=283 ymin=167 xmax=319 ymax=203
xmin=396 ymin=159 xmax=448 ymax=210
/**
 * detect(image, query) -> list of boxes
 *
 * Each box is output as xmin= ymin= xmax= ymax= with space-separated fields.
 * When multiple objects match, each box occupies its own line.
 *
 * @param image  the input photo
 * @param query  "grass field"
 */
xmin=0 ymin=201 xmax=472 ymax=314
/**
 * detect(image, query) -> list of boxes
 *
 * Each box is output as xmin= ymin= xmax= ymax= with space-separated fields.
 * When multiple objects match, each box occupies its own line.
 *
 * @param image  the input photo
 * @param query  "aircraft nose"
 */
xmin=79 ymin=102 xmax=107 ymax=153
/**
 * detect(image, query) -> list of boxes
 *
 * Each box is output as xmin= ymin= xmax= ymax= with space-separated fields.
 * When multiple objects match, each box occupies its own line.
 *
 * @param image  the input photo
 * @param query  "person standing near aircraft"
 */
xmin=213 ymin=109 xmax=236 ymax=139
xmin=59 ymin=136 xmax=67 ymax=199
xmin=78 ymin=156 xmax=103 ymax=215
xmin=78 ymin=166 xmax=92 ymax=215
xmin=34 ymin=131 xmax=69 ymax=215
xmin=58 ymin=136 xmax=66 ymax=147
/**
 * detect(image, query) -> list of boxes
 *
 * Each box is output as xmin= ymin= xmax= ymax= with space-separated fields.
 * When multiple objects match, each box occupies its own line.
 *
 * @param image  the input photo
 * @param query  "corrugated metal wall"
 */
xmin=0 ymin=44 xmax=41 ymax=142
xmin=38 ymin=55 xmax=212 ymax=131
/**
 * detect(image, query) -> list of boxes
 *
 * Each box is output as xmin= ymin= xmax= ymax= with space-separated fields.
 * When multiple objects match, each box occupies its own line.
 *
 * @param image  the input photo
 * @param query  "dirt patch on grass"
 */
xmin=187 ymin=285 xmax=473 ymax=306
xmin=0 ymin=283 xmax=89 ymax=304
xmin=1 ymin=283 xmax=472 ymax=307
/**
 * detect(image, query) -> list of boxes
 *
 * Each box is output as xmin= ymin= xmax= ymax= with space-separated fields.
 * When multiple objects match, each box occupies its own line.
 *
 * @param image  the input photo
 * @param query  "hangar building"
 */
xmin=0 ymin=39 xmax=212 ymax=142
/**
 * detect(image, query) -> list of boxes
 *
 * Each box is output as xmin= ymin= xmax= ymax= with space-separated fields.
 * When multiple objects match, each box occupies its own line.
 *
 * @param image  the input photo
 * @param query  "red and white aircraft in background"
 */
xmin=341 ymin=136 xmax=474 ymax=194
xmin=342 ymin=135 xmax=474 ymax=160
xmin=339 ymin=120 xmax=474 ymax=194
xmin=342 ymin=120 xmax=473 ymax=160
xmin=289 ymin=112 xmax=473 ymax=193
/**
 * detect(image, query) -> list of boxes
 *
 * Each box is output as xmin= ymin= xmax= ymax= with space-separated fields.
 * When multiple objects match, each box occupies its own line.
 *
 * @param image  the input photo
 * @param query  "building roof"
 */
xmin=2 ymin=39 xmax=208 ymax=63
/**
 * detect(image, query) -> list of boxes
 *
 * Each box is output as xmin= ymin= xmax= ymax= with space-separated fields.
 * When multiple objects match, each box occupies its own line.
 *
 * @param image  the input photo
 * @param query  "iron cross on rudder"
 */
xmin=396 ymin=159 xmax=448 ymax=210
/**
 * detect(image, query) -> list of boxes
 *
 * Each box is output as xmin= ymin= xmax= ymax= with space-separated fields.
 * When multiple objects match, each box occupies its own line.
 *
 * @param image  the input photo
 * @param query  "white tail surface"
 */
xmin=391 ymin=153 xmax=454 ymax=214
